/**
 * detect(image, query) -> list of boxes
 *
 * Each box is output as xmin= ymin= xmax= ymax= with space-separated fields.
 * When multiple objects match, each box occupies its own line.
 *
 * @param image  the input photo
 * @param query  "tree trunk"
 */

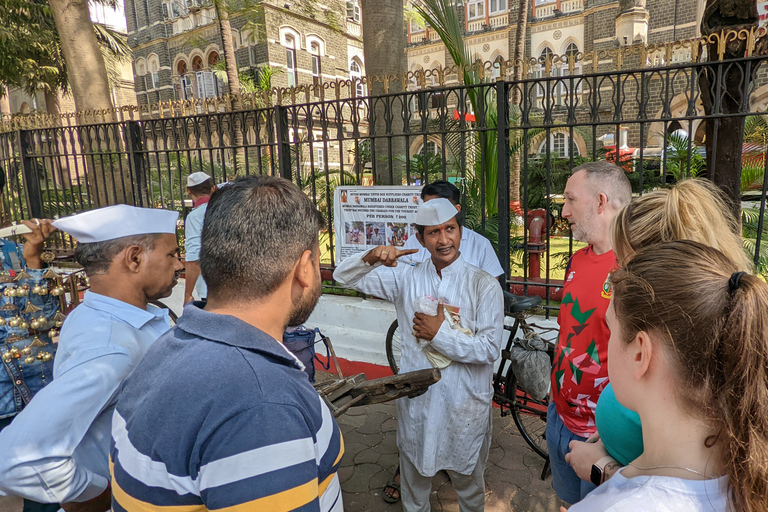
xmin=215 ymin=0 xmax=245 ymax=173
xmin=510 ymin=0 xmax=530 ymax=204
xmin=699 ymin=0 xmax=761 ymax=220
xmin=47 ymin=0 xmax=113 ymax=115
xmin=362 ymin=0 xmax=406 ymax=185
xmin=48 ymin=0 xmax=129 ymax=207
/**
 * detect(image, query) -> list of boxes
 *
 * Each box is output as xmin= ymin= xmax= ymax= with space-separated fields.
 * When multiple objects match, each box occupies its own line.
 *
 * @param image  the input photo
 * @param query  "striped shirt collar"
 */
xmin=177 ymin=302 xmax=301 ymax=368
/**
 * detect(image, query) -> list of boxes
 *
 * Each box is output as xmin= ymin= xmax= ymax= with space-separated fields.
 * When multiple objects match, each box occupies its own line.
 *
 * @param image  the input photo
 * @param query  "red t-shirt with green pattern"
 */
xmin=551 ymin=246 xmax=617 ymax=436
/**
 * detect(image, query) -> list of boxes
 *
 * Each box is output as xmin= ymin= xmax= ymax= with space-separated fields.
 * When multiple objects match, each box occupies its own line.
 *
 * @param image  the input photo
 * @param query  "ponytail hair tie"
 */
xmin=728 ymin=271 xmax=746 ymax=293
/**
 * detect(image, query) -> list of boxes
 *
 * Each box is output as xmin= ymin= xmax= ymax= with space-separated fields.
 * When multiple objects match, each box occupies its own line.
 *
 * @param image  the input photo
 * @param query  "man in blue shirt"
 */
xmin=183 ymin=172 xmax=215 ymax=305
xmin=111 ymin=176 xmax=344 ymax=512
xmin=0 ymin=179 xmax=61 ymax=512
xmin=0 ymin=205 xmax=182 ymax=512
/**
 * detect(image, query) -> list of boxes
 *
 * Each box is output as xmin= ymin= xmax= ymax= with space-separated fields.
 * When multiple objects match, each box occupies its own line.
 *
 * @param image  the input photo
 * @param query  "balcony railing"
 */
xmin=347 ymin=21 xmax=361 ymax=37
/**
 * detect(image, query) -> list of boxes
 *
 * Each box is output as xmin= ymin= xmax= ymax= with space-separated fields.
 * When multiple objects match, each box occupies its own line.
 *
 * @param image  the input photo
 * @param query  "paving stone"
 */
xmin=353 ymin=447 xmax=381 ymax=465
xmin=341 ymin=442 xmax=368 ymax=466
xmin=338 ymin=411 xmax=367 ymax=429
xmin=337 ymin=463 xmax=354 ymax=484
xmin=380 ymin=416 xmax=398 ymax=432
xmin=334 ymin=401 xmax=559 ymax=511
xmin=355 ymin=411 xmax=391 ymax=435
xmin=343 ymin=428 xmax=383 ymax=448
xmin=509 ymin=490 xmax=564 ymax=512
xmin=488 ymin=445 xmax=505 ymax=465
xmin=343 ymin=463 xmax=384 ymax=493
xmin=375 ymin=431 xmax=400 ymax=453
xmin=377 ymin=451 xmax=401 ymax=472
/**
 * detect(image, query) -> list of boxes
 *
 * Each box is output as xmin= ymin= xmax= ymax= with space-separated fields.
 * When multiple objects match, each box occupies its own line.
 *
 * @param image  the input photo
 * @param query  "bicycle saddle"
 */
xmin=503 ymin=291 xmax=542 ymax=313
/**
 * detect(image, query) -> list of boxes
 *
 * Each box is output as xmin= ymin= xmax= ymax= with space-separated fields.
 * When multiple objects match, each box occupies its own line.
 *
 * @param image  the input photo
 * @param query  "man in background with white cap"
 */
xmin=334 ymin=198 xmax=504 ymax=512
xmin=0 ymin=205 xmax=183 ymax=512
xmin=183 ymin=172 xmax=215 ymax=305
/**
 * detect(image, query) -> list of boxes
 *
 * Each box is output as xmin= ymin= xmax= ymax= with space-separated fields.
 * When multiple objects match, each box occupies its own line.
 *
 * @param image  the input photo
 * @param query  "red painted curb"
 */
xmin=315 ymin=355 xmax=394 ymax=380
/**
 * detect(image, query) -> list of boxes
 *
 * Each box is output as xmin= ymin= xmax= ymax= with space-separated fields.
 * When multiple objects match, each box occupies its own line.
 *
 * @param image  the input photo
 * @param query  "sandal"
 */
xmin=382 ymin=466 xmax=401 ymax=504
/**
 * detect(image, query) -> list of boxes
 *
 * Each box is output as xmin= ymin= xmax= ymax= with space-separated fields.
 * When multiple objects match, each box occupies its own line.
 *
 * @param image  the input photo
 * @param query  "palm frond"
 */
xmin=93 ymin=23 xmax=131 ymax=61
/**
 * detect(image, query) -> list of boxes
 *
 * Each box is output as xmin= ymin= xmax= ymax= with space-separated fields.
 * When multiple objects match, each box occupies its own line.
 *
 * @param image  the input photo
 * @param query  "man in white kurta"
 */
xmin=333 ymin=199 xmax=504 ymax=512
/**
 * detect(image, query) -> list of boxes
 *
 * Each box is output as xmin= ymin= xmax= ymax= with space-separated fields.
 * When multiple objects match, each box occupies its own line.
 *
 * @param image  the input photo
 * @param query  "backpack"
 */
xmin=282 ymin=326 xmax=331 ymax=383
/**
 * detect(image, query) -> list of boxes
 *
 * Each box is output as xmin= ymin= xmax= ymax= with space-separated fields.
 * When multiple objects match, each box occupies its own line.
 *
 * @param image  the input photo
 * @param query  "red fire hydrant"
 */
xmin=526 ymin=209 xmax=547 ymax=279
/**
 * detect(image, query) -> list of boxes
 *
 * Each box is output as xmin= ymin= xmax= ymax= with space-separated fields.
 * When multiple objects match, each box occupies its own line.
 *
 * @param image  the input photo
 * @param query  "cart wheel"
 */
xmin=385 ymin=319 xmax=401 ymax=374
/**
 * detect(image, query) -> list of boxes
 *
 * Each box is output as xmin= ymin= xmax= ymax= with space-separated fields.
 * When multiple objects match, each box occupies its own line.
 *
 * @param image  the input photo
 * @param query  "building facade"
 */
xmin=125 ymin=0 xmax=365 ymax=105
xmin=404 ymin=0 xmax=768 ymax=156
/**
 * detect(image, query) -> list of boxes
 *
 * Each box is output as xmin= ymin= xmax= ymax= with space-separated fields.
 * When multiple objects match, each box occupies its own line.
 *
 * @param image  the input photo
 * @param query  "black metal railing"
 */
xmin=1 ymin=54 xmax=767 ymax=314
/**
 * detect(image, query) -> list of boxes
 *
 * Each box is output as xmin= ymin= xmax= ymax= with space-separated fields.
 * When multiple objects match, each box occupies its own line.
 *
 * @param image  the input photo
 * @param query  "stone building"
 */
xmin=404 ymin=0 xmax=768 ymax=156
xmin=125 ymin=0 xmax=365 ymax=105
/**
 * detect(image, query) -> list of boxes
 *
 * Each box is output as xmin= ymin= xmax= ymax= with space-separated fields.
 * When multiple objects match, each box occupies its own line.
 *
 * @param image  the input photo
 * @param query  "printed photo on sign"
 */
xmin=387 ymin=222 xmax=409 ymax=247
xmin=333 ymin=186 xmax=423 ymax=261
xmin=367 ymin=222 xmax=386 ymax=245
xmin=345 ymin=221 xmax=365 ymax=246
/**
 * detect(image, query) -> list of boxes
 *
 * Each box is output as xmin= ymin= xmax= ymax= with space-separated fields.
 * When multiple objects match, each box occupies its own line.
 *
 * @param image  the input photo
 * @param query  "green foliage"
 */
xmin=742 ymin=206 xmax=768 ymax=278
xmin=0 ymin=0 xmax=132 ymax=99
xmin=665 ymin=132 xmax=705 ymax=181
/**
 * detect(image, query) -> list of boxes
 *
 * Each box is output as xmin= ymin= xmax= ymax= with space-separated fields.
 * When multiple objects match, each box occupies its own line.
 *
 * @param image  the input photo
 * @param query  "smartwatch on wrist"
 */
xmin=590 ymin=456 xmax=615 ymax=486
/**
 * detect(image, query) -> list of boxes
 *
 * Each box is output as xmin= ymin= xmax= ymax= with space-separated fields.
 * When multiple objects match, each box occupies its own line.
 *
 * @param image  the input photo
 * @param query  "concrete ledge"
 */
xmin=306 ymin=294 xmax=560 ymax=369
xmin=307 ymin=295 xmax=397 ymax=368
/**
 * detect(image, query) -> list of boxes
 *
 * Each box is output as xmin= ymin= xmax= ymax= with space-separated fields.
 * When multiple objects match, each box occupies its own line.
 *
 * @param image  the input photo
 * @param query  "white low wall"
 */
xmin=170 ymin=281 xmax=561 ymax=368
xmin=307 ymin=294 xmax=561 ymax=368
xmin=307 ymin=295 xmax=397 ymax=367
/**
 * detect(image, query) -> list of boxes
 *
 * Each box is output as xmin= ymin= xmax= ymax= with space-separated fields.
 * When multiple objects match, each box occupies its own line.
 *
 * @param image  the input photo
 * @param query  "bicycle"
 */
xmin=384 ymin=291 xmax=556 ymax=460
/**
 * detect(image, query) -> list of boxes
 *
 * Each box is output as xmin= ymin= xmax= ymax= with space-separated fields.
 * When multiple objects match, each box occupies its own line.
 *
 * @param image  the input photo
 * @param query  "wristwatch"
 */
xmin=590 ymin=456 xmax=615 ymax=486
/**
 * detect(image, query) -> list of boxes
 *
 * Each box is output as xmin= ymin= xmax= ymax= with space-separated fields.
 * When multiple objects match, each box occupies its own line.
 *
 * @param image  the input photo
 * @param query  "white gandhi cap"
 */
xmin=414 ymin=198 xmax=458 ymax=226
xmin=187 ymin=172 xmax=212 ymax=187
xmin=52 ymin=205 xmax=179 ymax=244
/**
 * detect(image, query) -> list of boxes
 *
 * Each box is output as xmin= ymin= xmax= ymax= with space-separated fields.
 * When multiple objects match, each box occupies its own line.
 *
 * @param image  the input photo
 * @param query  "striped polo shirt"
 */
xmin=110 ymin=303 xmax=344 ymax=512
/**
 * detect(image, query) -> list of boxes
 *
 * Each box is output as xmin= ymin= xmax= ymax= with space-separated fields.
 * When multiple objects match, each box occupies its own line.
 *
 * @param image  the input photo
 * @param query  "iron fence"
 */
xmin=1 ymin=52 xmax=767 ymax=314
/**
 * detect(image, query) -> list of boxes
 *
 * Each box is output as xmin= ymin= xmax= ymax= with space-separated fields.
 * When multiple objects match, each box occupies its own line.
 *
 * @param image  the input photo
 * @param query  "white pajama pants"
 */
xmin=399 ymin=433 xmax=490 ymax=512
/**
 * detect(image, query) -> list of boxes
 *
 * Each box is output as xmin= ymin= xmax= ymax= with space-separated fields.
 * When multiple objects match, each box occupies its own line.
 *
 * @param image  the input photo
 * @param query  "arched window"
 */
xmin=311 ymin=42 xmax=322 ymax=95
xmin=192 ymin=56 xmax=204 ymax=71
xmin=350 ymin=59 xmax=364 ymax=97
xmin=135 ymin=58 xmax=147 ymax=76
xmin=564 ymin=43 xmax=579 ymax=63
xmin=417 ymin=141 xmax=439 ymax=156
xmin=208 ymin=51 xmax=220 ymax=67
xmin=284 ymin=35 xmax=297 ymax=87
xmin=147 ymin=54 xmax=160 ymax=89
xmin=538 ymin=133 xmax=579 ymax=158
xmin=177 ymin=60 xmax=192 ymax=100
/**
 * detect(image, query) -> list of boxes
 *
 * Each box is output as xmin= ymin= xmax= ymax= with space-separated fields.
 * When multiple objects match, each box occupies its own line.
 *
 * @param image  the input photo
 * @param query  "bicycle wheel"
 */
xmin=385 ymin=319 xmax=401 ymax=374
xmin=506 ymin=369 xmax=549 ymax=459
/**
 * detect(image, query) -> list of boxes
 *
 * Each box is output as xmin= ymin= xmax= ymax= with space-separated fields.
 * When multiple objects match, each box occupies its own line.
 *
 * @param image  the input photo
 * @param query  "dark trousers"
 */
xmin=0 ymin=417 xmax=61 ymax=512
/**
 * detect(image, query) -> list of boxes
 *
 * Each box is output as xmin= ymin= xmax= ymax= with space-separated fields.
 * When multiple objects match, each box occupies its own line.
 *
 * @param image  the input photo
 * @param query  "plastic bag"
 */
xmin=508 ymin=330 xmax=551 ymax=401
xmin=414 ymin=296 xmax=473 ymax=369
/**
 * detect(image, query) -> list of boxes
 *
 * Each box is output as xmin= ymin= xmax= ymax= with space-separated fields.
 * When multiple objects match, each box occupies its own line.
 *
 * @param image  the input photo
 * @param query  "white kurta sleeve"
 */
xmin=429 ymin=277 xmax=504 ymax=364
xmin=0 ymin=351 xmax=133 ymax=503
xmin=332 ymin=251 xmax=406 ymax=302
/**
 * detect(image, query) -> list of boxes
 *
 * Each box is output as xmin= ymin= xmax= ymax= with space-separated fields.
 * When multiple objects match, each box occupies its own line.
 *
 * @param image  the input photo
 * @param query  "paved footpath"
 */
xmin=336 ymin=400 xmax=564 ymax=512
xmin=0 ymin=387 xmax=564 ymax=512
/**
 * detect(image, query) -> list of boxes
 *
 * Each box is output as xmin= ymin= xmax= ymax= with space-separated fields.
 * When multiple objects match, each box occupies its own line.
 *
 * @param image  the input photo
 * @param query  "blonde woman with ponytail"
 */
xmin=568 ymin=240 xmax=768 ymax=512
xmin=566 ymin=179 xmax=755 ymax=489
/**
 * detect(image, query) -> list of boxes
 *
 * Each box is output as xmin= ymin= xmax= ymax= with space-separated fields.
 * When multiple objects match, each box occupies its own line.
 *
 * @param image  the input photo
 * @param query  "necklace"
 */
xmin=627 ymin=462 xmax=720 ymax=479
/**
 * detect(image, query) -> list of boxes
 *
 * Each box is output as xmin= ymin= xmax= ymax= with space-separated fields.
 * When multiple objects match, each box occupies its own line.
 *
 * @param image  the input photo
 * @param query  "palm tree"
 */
xmin=417 ymin=0 xmax=499 ymax=216
xmin=510 ymin=0 xmax=530 ymax=203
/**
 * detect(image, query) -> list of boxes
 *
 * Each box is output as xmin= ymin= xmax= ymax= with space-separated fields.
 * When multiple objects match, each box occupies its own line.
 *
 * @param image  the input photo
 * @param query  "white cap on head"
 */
xmin=52 ymin=205 xmax=179 ymax=244
xmin=187 ymin=172 xmax=212 ymax=187
xmin=414 ymin=198 xmax=457 ymax=227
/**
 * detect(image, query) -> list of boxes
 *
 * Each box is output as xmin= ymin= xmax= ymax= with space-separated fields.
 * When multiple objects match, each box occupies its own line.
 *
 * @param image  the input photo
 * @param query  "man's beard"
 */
xmin=572 ymin=219 xmax=596 ymax=244
xmin=286 ymin=280 xmax=322 ymax=327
